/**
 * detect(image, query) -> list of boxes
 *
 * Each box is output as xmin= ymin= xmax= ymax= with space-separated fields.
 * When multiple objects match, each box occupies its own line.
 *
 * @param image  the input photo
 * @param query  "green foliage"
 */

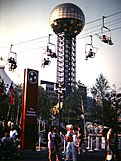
xmin=0 ymin=77 xmax=9 ymax=119
xmin=91 ymin=73 xmax=121 ymax=130
xmin=91 ymin=73 xmax=110 ymax=99
xmin=0 ymin=77 xmax=22 ymax=122
xmin=63 ymin=85 xmax=86 ymax=125
xmin=37 ymin=86 xmax=56 ymax=120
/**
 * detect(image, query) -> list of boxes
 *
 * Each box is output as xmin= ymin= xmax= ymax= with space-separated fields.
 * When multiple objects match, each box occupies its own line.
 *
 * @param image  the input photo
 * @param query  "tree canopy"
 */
xmin=91 ymin=73 xmax=121 ymax=130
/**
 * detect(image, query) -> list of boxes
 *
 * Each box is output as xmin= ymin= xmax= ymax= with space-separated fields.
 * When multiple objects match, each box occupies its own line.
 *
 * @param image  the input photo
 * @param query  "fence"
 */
xmin=36 ymin=132 xmax=121 ymax=152
xmin=86 ymin=134 xmax=121 ymax=151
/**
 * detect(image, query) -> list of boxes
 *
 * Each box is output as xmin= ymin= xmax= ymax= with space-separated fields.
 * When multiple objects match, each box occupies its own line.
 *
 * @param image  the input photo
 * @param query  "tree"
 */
xmin=91 ymin=73 xmax=110 ymax=125
xmin=0 ymin=77 xmax=9 ymax=119
xmin=63 ymin=92 xmax=81 ymax=124
xmin=37 ymin=86 xmax=56 ymax=121
xmin=13 ymin=84 xmax=22 ymax=124
xmin=0 ymin=75 xmax=22 ymax=123
xmin=63 ymin=82 xmax=87 ymax=126
xmin=91 ymin=74 xmax=121 ymax=130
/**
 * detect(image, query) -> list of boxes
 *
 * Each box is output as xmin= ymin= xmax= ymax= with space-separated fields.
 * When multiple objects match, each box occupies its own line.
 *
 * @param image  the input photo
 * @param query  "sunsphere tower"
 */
xmin=49 ymin=3 xmax=85 ymax=93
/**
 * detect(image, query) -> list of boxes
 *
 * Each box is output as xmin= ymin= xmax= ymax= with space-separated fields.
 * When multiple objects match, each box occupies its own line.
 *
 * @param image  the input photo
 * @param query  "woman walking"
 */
xmin=48 ymin=126 xmax=59 ymax=161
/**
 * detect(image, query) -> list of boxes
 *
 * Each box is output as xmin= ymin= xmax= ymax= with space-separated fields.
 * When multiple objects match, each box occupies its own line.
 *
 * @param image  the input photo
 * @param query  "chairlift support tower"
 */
xmin=49 ymin=3 xmax=85 ymax=93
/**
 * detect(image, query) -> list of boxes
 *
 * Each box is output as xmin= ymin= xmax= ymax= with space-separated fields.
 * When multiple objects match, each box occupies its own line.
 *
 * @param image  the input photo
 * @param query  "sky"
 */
xmin=0 ymin=0 xmax=121 ymax=92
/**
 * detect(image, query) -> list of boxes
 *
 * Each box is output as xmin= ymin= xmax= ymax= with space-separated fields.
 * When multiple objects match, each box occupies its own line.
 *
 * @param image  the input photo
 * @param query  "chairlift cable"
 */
xmin=0 ymin=11 xmax=121 ymax=50
xmin=85 ymin=11 xmax=121 ymax=25
xmin=77 ymin=26 xmax=121 ymax=40
xmin=106 ymin=11 xmax=121 ymax=18
xmin=80 ymin=18 xmax=121 ymax=39
xmin=14 ymin=35 xmax=48 ymax=46
xmin=0 ymin=26 xmax=120 ymax=53
xmin=83 ymin=17 xmax=121 ymax=32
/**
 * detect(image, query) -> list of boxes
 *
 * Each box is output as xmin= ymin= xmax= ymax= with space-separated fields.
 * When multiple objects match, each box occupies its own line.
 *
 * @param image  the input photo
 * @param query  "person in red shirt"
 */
xmin=65 ymin=124 xmax=77 ymax=161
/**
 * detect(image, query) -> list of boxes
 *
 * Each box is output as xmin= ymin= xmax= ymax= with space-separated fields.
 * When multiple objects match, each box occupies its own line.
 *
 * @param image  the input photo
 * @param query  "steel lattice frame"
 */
xmin=57 ymin=34 xmax=76 ymax=92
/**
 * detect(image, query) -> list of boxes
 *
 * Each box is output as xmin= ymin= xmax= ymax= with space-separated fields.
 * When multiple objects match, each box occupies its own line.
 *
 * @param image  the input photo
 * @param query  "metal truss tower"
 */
xmin=49 ymin=3 xmax=85 ymax=93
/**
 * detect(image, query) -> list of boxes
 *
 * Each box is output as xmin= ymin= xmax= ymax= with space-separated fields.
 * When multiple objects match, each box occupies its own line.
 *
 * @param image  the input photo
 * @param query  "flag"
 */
xmin=9 ymin=82 xmax=15 ymax=106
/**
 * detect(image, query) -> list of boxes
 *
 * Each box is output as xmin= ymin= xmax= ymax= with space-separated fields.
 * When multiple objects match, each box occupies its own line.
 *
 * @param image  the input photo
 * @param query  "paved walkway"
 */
xmin=11 ymin=148 xmax=121 ymax=161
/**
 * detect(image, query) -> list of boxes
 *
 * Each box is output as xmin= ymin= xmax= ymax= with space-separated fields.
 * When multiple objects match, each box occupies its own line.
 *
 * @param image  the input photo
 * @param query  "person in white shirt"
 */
xmin=9 ymin=123 xmax=18 ymax=140
xmin=48 ymin=126 xmax=59 ymax=161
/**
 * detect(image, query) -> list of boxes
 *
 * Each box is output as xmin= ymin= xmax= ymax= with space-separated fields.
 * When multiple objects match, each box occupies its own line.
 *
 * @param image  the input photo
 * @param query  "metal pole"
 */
xmin=81 ymin=98 xmax=86 ymax=139
xmin=58 ymin=92 xmax=61 ymax=135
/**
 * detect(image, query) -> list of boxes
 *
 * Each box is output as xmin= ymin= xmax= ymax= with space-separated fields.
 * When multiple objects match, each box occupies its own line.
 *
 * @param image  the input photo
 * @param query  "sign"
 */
xmin=21 ymin=68 xmax=38 ymax=150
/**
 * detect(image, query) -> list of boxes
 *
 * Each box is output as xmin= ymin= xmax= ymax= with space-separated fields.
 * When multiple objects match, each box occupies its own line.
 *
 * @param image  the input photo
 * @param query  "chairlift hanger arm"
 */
xmin=47 ymin=34 xmax=57 ymax=58
xmin=48 ymin=34 xmax=56 ymax=47
xmin=85 ymin=35 xmax=98 ymax=60
xmin=93 ymin=46 xmax=98 ymax=53
xmin=85 ymin=43 xmax=93 ymax=46
xmin=10 ymin=44 xmax=17 ymax=55
xmin=90 ymin=35 xmax=93 ymax=46
xmin=48 ymin=34 xmax=56 ymax=54
xmin=101 ymin=26 xmax=111 ymax=33
xmin=101 ymin=16 xmax=111 ymax=33
xmin=85 ymin=35 xmax=93 ymax=54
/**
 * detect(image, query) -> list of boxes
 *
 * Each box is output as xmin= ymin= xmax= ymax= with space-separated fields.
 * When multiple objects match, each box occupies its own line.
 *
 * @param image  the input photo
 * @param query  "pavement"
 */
xmin=8 ymin=148 xmax=121 ymax=161
xmin=1 ymin=139 xmax=121 ymax=161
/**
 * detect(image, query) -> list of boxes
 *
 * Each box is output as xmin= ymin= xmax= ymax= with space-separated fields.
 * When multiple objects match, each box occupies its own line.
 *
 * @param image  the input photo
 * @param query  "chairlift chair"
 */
xmin=98 ymin=16 xmax=113 ymax=45
xmin=8 ymin=44 xmax=17 ymax=71
xmin=41 ymin=52 xmax=51 ymax=68
xmin=46 ymin=46 xmax=57 ymax=58
xmin=43 ymin=58 xmax=50 ymax=66
xmin=101 ymin=27 xmax=113 ymax=45
xmin=85 ymin=36 xmax=98 ymax=60
xmin=46 ymin=34 xmax=57 ymax=58
xmin=41 ymin=34 xmax=57 ymax=67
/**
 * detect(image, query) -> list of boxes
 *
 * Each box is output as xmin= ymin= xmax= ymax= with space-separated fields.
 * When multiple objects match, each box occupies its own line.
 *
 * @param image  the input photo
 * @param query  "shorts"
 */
xmin=48 ymin=141 xmax=55 ymax=149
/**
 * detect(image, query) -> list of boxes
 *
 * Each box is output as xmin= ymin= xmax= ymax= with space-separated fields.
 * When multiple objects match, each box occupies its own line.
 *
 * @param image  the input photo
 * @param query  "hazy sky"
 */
xmin=0 ymin=0 xmax=121 ymax=92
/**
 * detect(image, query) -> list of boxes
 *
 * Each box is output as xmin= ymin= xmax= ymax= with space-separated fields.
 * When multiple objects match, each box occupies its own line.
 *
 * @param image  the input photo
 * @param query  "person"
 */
xmin=65 ymin=124 xmax=77 ymax=161
xmin=105 ymin=150 xmax=113 ymax=161
xmin=1 ymin=132 xmax=11 ymax=145
xmin=77 ymin=125 xmax=83 ymax=155
xmin=48 ymin=126 xmax=59 ymax=161
xmin=41 ymin=58 xmax=50 ymax=67
xmin=54 ymin=127 xmax=61 ymax=161
xmin=106 ymin=127 xmax=120 ymax=161
xmin=1 ymin=131 xmax=13 ymax=152
xmin=101 ymin=127 xmax=109 ymax=150
xmin=102 ymin=35 xmax=109 ymax=43
xmin=9 ymin=123 xmax=18 ymax=140
xmin=1 ymin=120 xmax=10 ymax=138
xmin=73 ymin=127 xmax=78 ymax=153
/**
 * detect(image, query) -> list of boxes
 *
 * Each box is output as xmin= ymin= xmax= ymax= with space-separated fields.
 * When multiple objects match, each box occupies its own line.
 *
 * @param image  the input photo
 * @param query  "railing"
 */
xmin=86 ymin=134 xmax=121 ymax=151
xmin=36 ymin=132 xmax=121 ymax=152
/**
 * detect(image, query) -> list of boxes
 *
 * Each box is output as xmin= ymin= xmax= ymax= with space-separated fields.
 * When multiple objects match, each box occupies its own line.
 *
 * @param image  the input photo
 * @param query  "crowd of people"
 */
xmin=47 ymin=124 xmax=84 ymax=161
xmin=47 ymin=124 xmax=120 ymax=161
xmin=0 ymin=120 xmax=21 ymax=159
xmin=0 ymin=120 xmax=20 ymax=140
xmin=0 ymin=119 xmax=120 ymax=161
